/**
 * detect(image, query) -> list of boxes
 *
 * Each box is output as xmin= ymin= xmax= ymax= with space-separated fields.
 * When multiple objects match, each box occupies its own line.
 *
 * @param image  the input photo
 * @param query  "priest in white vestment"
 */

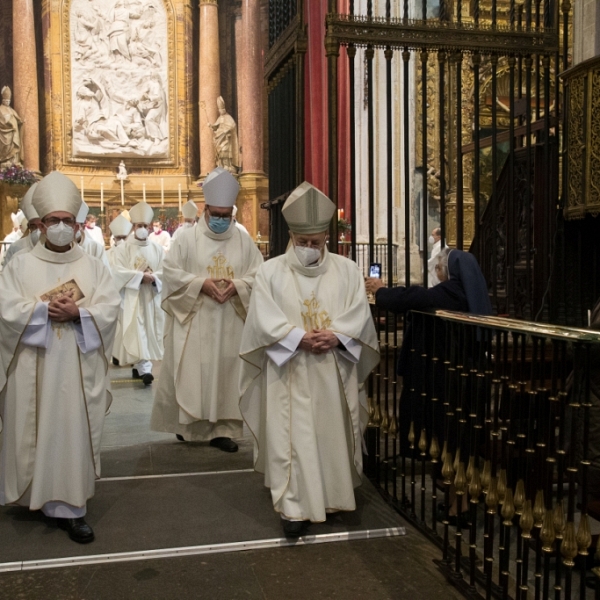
xmin=107 ymin=214 xmax=133 ymax=365
xmin=84 ymin=214 xmax=105 ymax=247
xmin=0 ymin=171 xmax=120 ymax=543
xmin=111 ymin=201 xmax=165 ymax=385
xmin=3 ymin=184 xmax=41 ymax=266
xmin=239 ymin=182 xmax=380 ymax=537
xmin=149 ymin=219 xmax=171 ymax=251
xmin=0 ymin=210 xmax=25 ymax=267
xmin=151 ymin=168 xmax=263 ymax=452
xmin=76 ymin=201 xmax=110 ymax=268
xmin=171 ymin=200 xmax=198 ymax=241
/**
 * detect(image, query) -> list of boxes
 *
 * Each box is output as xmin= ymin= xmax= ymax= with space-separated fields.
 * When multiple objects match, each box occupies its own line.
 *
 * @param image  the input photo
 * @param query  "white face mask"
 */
xmin=183 ymin=222 xmax=194 ymax=229
xmin=46 ymin=222 xmax=75 ymax=247
xmin=135 ymin=227 xmax=149 ymax=241
xmin=114 ymin=238 xmax=124 ymax=246
xmin=294 ymin=246 xmax=321 ymax=267
xmin=30 ymin=230 xmax=41 ymax=245
xmin=153 ymin=226 xmax=161 ymax=233
xmin=428 ymin=235 xmax=436 ymax=245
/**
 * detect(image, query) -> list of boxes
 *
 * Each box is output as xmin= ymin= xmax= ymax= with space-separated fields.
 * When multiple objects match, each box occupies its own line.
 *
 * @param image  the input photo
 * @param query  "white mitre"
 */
xmin=110 ymin=214 xmax=133 ymax=237
xmin=32 ymin=171 xmax=82 ymax=219
xmin=121 ymin=209 xmax=131 ymax=222
xmin=76 ymin=200 xmax=90 ymax=224
xmin=182 ymin=200 xmax=198 ymax=219
xmin=203 ymin=167 xmax=239 ymax=208
xmin=282 ymin=182 xmax=336 ymax=234
xmin=129 ymin=201 xmax=154 ymax=224
xmin=11 ymin=209 xmax=24 ymax=229
xmin=20 ymin=183 xmax=39 ymax=222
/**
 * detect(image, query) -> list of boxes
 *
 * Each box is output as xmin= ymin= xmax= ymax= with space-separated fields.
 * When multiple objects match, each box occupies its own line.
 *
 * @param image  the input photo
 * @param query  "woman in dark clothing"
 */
xmin=365 ymin=248 xmax=492 ymax=518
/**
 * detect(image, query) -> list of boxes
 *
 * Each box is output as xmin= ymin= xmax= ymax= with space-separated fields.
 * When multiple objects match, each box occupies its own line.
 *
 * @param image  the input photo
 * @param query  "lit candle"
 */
xmin=178 ymin=183 xmax=182 ymax=212
xmin=160 ymin=178 xmax=164 ymax=206
xmin=80 ymin=176 xmax=85 ymax=201
xmin=121 ymin=179 xmax=124 ymax=206
xmin=100 ymin=183 xmax=104 ymax=212
xmin=340 ymin=208 xmax=345 ymax=220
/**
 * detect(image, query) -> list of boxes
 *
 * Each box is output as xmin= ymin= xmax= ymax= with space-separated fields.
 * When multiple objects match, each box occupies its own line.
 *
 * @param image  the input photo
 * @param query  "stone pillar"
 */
xmin=573 ymin=0 xmax=600 ymax=65
xmin=238 ymin=0 xmax=264 ymax=174
xmin=199 ymin=0 xmax=221 ymax=176
xmin=12 ymin=0 xmax=39 ymax=171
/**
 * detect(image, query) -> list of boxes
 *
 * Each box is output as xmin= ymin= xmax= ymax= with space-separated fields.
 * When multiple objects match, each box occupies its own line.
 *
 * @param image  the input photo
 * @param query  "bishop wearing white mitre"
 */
xmin=2 ymin=183 xmax=41 ymax=266
xmin=75 ymin=201 xmax=110 ymax=268
xmin=171 ymin=200 xmax=198 ymax=241
xmin=151 ymin=168 xmax=263 ymax=453
xmin=111 ymin=201 xmax=165 ymax=385
xmin=239 ymin=182 xmax=380 ymax=537
xmin=0 ymin=171 xmax=120 ymax=544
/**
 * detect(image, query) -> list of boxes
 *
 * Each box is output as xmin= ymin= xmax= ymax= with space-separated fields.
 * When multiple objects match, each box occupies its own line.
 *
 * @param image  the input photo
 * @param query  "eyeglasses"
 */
xmin=206 ymin=209 xmax=232 ymax=220
xmin=43 ymin=217 xmax=76 ymax=227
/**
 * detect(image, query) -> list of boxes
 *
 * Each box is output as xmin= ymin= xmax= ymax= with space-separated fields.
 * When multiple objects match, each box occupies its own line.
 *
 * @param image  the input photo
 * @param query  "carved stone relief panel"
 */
xmin=67 ymin=0 xmax=172 ymax=160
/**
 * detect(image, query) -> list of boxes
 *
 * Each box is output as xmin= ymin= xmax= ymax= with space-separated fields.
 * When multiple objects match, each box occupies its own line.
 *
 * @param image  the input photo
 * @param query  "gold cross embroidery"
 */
xmin=302 ymin=293 xmax=332 ymax=331
xmin=207 ymin=253 xmax=234 ymax=280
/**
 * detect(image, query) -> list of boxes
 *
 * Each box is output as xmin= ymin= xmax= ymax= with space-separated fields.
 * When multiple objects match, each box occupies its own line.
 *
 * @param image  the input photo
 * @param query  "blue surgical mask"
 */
xmin=208 ymin=216 xmax=231 ymax=234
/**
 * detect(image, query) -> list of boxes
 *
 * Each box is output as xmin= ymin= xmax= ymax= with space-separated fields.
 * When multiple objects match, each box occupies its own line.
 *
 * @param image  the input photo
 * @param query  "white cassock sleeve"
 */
xmin=73 ymin=308 xmax=102 ymax=354
xmin=266 ymin=327 xmax=305 ymax=367
xmin=21 ymin=302 xmax=52 ymax=348
xmin=125 ymin=271 xmax=144 ymax=289
xmin=335 ymin=333 xmax=362 ymax=364
xmin=152 ymin=275 xmax=163 ymax=294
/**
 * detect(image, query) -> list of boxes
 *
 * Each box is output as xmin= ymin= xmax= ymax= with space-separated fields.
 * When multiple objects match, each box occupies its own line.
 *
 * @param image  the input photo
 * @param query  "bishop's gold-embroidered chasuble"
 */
xmin=0 ymin=242 xmax=120 ymax=510
xmin=239 ymin=246 xmax=380 ymax=523
xmin=151 ymin=218 xmax=263 ymax=440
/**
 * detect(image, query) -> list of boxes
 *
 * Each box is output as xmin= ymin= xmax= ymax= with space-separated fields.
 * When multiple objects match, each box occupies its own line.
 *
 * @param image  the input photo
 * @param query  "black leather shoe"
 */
xmin=176 ymin=434 xmax=185 ymax=442
xmin=112 ymin=357 xmax=120 ymax=366
xmin=57 ymin=517 xmax=95 ymax=544
xmin=132 ymin=368 xmax=141 ymax=379
xmin=282 ymin=519 xmax=305 ymax=538
xmin=209 ymin=437 xmax=238 ymax=453
xmin=142 ymin=373 xmax=154 ymax=386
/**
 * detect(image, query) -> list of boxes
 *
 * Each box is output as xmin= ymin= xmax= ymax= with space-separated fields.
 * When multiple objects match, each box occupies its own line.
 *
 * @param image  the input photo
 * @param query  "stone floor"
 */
xmin=0 ymin=364 xmax=465 ymax=600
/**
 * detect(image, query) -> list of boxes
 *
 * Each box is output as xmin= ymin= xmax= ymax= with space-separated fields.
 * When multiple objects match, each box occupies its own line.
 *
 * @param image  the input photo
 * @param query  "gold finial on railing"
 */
xmin=514 ymin=479 xmax=526 ymax=515
xmin=541 ymin=511 xmax=556 ymax=553
xmin=442 ymin=450 xmax=454 ymax=485
xmin=408 ymin=421 xmax=415 ymax=449
xmin=454 ymin=462 xmax=467 ymax=497
xmin=576 ymin=513 xmax=592 ymax=557
xmin=418 ymin=429 xmax=428 ymax=455
xmin=430 ymin=436 xmax=440 ymax=462
xmin=469 ymin=467 xmax=482 ymax=502
xmin=389 ymin=415 xmax=398 ymax=439
xmin=373 ymin=401 xmax=382 ymax=428
xmin=497 ymin=469 xmax=507 ymax=504
xmin=466 ymin=456 xmax=475 ymax=484
xmin=453 ymin=448 xmax=461 ymax=473
xmin=520 ymin=500 xmax=534 ymax=538
xmin=561 ymin=521 xmax=578 ymax=567
xmin=533 ymin=490 xmax=546 ymax=528
xmin=481 ymin=460 xmax=491 ymax=493
xmin=381 ymin=408 xmax=390 ymax=433
xmin=501 ymin=488 xmax=515 ymax=525
xmin=486 ymin=477 xmax=499 ymax=513
xmin=553 ymin=501 xmax=566 ymax=540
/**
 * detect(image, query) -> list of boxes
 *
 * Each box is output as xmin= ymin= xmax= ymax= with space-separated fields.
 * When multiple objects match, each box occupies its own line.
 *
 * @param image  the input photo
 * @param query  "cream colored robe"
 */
xmin=111 ymin=236 xmax=165 ymax=365
xmin=0 ymin=243 xmax=120 ymax=510
xmin=151 ymin=218 xmax=263 ymax=440
xmin=239 ymin=246 xmax=380 ymax=523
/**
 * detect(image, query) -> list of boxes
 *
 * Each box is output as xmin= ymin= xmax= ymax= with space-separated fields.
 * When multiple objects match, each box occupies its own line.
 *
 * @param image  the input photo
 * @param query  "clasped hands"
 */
xmin=299 ymin=329 xmax=339 ymax=355
xmin=141 ymin=268 xmax=155 ymax=285
xmin=201 ymin=278 xmax=238 ymax=304
xmin=48 ymin=291 xmax=80 ymax=323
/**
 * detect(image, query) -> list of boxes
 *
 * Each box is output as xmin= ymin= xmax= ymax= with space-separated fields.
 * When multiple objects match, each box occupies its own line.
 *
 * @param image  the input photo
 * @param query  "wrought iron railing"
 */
xmin=366 ymin=308 xmax=600 ymax=599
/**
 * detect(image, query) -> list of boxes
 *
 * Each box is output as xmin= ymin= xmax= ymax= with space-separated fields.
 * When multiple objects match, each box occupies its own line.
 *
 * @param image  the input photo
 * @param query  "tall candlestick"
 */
xmin=100 ymin=183 xmax=104 ymax=212
xmin=121 ymin=180 xmax=124 ymax=206
xmin=160 ymin=178 xmax=164 ymax=206
xmin=178 ymin=184 xmax=182 ymax=212
xmin=143 ymin=183 xmax=146 ymax=202
xmin=80 ymin=176 xmax=85 ymax=201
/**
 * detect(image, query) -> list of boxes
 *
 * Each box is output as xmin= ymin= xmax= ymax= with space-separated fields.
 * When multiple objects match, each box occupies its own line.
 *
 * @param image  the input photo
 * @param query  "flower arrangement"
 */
xmin=0 ymin=164 xmax=38 ymax=186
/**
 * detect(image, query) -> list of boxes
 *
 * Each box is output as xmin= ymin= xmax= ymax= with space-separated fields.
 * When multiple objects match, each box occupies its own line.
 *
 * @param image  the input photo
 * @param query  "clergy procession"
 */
xmin=0 ymin=169 xmax=380 ymax=544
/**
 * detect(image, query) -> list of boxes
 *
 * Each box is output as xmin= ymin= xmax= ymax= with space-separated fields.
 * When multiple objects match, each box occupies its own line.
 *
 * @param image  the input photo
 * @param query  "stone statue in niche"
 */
xmin=70 ymin=0 xmax=169 ymax=158
xmin=209 ymin=97 xmax=239 ymax=174
xmin=0 ymin=87 xmax=24 ymax=168
xmin=117 ymin=160 xmax=128 ymax=180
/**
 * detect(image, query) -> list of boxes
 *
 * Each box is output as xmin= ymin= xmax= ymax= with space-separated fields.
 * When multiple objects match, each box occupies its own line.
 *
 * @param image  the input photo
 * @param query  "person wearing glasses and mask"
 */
xmin=151 ymin=167 xmax=263 ymax=453
xmin=0 ymin=171 xmax=120 ymax=544
xmin=111 ymin=201 xmax=165 ymax=386
xmin=2 ymin=183 xmax=41 ymax=267
xmin=239 ymin=182 xmax=380 ymax=537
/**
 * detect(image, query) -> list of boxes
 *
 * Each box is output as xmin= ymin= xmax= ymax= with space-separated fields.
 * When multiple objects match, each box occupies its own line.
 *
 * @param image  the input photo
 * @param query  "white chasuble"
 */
xmin=151 ymin=219 xmax=263 ymax=440
xmin=0 ymin=243 xmax=120 ymax=509
xmin=239 ymin=246 xmax=380 ymax=523
xmin=111 ymin=237 xmax=165 ymax=365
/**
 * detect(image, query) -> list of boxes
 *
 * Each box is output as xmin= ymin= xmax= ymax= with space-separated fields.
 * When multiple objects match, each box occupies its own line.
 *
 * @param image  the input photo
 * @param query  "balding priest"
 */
xmin=0 ymin=171 xmax=120 ymax=543
xmin=239 ymin=182 xmax=380 ymax=537
xmin=111 ymin=201 xmax=165 ymax=385
xmin=151 ymin=168 xmax=263 ymax=452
